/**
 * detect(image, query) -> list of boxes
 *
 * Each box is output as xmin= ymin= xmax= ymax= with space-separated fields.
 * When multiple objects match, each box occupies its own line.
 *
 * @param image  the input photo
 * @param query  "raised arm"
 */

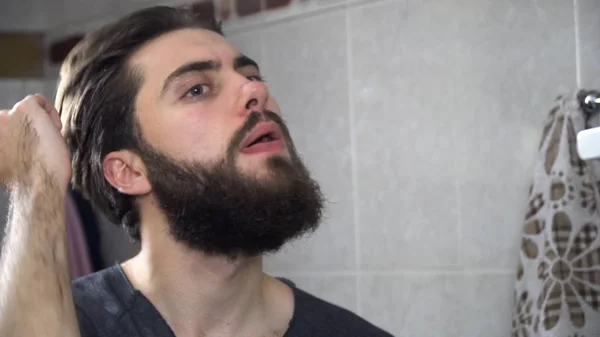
xmin=0 ymin=94 xmax=79 ymax=337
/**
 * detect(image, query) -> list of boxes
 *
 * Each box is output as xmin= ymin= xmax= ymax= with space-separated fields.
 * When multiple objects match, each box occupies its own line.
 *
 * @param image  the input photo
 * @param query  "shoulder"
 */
xmin=72 ymin=265 xmax=133 ymax=312
xmin=287 ymin=280 xmax=394 ymax=337
xmin=72 ymin=266 xmax=136 ymax=336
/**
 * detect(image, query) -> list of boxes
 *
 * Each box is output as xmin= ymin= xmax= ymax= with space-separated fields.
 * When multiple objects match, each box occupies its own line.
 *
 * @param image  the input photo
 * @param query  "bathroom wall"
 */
xmin=0 ymin=0 xmax=48 ymax=31
xmin=1 ymin=0 xmax=599 ymax=335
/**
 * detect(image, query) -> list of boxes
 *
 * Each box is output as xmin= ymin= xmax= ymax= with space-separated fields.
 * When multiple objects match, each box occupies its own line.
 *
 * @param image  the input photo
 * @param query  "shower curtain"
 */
xmin=512 ymin=92 xmax=600 ymax=337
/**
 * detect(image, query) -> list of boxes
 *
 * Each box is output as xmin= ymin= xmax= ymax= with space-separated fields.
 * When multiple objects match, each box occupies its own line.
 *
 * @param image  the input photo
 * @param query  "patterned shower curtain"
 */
xmin=512 ymin=92 xmax=600 ymax=337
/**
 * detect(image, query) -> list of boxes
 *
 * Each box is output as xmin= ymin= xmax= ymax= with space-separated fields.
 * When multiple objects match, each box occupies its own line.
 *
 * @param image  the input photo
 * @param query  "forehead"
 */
xmin=130 ymin=28 xmax=239 ymax=74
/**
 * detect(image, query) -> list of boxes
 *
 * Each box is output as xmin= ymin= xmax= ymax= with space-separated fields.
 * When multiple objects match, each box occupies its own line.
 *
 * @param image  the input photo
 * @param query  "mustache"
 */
xmin=227 ymin=110 xmax=294 ymax=158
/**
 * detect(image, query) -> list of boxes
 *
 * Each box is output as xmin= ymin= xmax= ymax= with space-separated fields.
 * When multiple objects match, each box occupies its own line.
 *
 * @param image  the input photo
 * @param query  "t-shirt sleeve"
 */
xmin=75 ymin=305 xmax=98 ymax=337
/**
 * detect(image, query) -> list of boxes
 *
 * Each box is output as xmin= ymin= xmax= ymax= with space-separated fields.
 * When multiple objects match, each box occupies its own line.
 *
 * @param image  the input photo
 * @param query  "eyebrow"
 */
xmin=234 ymin=55 xmax=259 ymax=71
xmin=161 ymin=55 xmax=260 ymax=96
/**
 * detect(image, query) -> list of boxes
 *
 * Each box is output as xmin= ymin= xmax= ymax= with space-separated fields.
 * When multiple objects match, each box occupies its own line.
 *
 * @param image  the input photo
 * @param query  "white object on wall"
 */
xmin=577 ymin=127 xmax=600 ymax=160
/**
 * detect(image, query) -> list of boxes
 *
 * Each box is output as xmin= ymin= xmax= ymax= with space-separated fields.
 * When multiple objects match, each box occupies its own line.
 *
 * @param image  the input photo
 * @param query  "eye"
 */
xmin=247 ymin=75 xmax=265 ymax=82
xmin=184 ymin=84 xmax=210 ymax=98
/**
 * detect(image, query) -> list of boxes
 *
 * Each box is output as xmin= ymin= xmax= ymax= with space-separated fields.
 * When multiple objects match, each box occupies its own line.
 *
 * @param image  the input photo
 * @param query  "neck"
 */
xmin=121 ymin=221 xmax=293 ymax=337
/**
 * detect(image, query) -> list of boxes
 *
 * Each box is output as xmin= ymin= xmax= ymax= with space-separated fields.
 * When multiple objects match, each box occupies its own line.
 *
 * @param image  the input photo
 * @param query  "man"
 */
xmin=0 ymin=6 xmax=392 ymax=337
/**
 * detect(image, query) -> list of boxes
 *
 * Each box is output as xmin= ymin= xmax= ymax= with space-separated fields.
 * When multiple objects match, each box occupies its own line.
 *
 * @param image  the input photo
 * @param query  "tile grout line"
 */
xmin=451 ymin=38 xmax=463 ymax=268
xmin=44 ymin=1 xmax=390 ymax=51
xmin=268 ymin=269 xmax=517 ymax=277
xmin=574 ymin=0 xmax=581 ymax=88
xmin=223 ymin=0 xmax=387 ymax=35
xmin=344 ymin=4 xmax=362 ymax=315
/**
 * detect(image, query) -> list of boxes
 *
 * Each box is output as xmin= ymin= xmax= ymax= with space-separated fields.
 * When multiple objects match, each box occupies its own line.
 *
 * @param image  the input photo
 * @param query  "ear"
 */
xmin=103 ymin=150 xmax=151 ymax=196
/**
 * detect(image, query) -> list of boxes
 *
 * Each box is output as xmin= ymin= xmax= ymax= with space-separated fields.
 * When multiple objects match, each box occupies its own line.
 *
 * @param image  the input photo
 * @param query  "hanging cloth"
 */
xmin=512 ymin=92 xmax=600 ymax=337
xmin=70 ymin=187 xmax=104 ymax=271
xmin=66 ymin=193 xmax=93 ymax=279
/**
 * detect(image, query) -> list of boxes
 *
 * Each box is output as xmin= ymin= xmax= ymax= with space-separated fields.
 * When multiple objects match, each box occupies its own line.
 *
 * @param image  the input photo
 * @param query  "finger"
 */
xmin=32 ymin=94 xmax=62 ymax=131
xmin=49 ymin=109 xmax=63 ymax=132
xmin=30 ymin=94 xmax=54 ymax=113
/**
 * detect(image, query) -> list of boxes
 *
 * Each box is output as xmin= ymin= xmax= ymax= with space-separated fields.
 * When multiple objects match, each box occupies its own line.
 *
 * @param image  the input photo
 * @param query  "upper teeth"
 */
xmin=258 ymin=135 xmax=273 ymax=142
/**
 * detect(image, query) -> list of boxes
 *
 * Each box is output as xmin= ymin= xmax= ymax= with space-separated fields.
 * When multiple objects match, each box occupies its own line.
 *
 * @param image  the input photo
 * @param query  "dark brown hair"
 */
xmin=56 ymin=6 xmax=223 ymax=240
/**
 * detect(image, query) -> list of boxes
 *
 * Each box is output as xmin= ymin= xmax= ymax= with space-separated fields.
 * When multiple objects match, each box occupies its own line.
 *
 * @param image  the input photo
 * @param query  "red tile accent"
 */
xmin=236 ymin=0 xmax=261 ymax=16
xmin=48 ymin=35 xmax=84 ymax=64
xmin=46 ymin=0 xmax=296 ymax=65
xmin=190 ymin=1 xmax=216 ymax=21
xmin=220 ymin=9 xmax=231 ymax=20
xmin=218 ymin=0 xmax=231 ymax=20
xmin=266 ymin=0 xmax=291 ymax=10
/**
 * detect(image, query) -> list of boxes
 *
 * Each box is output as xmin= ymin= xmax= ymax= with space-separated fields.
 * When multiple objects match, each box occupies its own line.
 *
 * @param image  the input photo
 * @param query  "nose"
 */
xmin=245 ymin=98 xmax=258 ymax=110
xmin=239 ymin=80 xmax=268 ymax=116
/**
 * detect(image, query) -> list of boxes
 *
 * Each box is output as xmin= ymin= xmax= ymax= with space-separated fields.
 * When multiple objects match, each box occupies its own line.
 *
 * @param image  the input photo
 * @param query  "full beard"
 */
xmin=136 ymin=111 xmax=325 ymax=258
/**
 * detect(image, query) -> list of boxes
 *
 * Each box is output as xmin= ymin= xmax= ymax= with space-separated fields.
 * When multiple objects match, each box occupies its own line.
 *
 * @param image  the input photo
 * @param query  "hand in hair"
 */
xmin=0 ymin=94 xmax=71 ymax=190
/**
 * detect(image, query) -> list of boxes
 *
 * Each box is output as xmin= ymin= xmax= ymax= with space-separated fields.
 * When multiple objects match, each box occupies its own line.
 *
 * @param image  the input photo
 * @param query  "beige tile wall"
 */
xmin=1 ymin=0 xmax=593 ymax=335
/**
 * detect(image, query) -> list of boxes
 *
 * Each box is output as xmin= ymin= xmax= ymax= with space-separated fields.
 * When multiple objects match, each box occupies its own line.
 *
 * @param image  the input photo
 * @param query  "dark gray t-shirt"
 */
xmin=72 ymin=265 xmax=393 ymax=337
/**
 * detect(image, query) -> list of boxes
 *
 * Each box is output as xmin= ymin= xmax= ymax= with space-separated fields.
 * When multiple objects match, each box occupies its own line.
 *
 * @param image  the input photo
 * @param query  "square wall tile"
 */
xmin=452 ymin=0 xmax=575 ymax=268
xmin=0 ymin=0 xmax=47 ymax=31
xmin=226 ymin=31 xmax=264 ymax=67
xmin=44 ymin=79 xmax=60 ymax=105
xmin=223 ymin=0 xmax=330 ymax=34
xmin=0 ymin=80 xmax=24 ymax=108
xmin=446 ymin=273 xmax=515 ymax=337
xmin=454 ymin=123 xmax=538 ymax=270
xmin=359 ymin=272 xmax=515 ymax=337
xmin=22 ymin=80 xmax=46 ymax=97
xmin=457 ymin=177 xmax=530 ymax=270
xmin=359 ymin=273 xmax=453 ymax=337
xmin=358 ymin=179 xmax=459 ymax=270
xmin=61 ymin=0 xmax=121 ymax=26
xmin=44 ymin=9 xmax=124 ymax=78
xmin=350 ymin=0 xmax=461 ymax=269
xmin=577 ymin=0 xmax=600 ymax=89
xmin=261 ymin=11 xmax=355 ymax=270
xmin=0 ymin=80 xmax=57 ymax=108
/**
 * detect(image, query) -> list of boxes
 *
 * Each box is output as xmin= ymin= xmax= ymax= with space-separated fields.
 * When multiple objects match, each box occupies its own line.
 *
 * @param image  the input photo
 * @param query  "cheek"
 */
xmin=176 ymin=110 xmax=240 ymax=162
xmin=174 ymin=119 xmax=225 ymax=161
xmin=143 ymin=110 xmax=221 ymax=162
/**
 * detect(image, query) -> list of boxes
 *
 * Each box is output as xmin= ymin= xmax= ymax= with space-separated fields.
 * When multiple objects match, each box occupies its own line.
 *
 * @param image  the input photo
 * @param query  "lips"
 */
xmin=240 ymin=122 xmax=284 ymax=152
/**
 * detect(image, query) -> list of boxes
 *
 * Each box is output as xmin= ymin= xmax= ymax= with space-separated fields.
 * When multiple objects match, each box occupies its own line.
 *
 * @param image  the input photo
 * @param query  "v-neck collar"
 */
xmin=112 ymin=263 xmax=300 ymax=337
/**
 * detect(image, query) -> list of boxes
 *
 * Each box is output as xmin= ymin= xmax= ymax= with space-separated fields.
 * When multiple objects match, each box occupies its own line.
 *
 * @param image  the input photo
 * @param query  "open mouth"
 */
xmin=241 ymin=122 xmax=285 ymax=154
xmin=246 ymin=133 xmax=278 ymax=148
